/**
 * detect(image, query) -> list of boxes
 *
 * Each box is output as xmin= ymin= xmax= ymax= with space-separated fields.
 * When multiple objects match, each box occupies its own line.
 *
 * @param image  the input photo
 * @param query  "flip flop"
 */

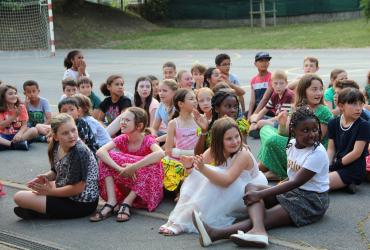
xmin=192 ymin=210 xmax=212 ymax=247
xmin=230 ymin=231 xmax=268 ymax=248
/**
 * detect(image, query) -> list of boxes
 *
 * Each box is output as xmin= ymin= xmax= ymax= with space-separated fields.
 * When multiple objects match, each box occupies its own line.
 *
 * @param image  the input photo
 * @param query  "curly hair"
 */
xmin=286 ymin=105 xmax=321 ymax=150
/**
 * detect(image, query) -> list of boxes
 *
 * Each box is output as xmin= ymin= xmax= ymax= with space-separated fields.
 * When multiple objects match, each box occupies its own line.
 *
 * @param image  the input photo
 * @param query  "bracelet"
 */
xmin=185 ymin=164 xmax=194 ymax=170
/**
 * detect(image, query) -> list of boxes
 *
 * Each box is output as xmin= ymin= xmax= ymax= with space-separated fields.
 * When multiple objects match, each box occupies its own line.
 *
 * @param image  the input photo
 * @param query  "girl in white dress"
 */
xmin=159 ymin=117 xmax=267 ymax=235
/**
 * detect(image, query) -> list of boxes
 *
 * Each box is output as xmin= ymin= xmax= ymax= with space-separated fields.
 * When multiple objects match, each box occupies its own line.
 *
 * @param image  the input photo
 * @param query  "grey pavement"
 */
xmin=0 ymin=49 xmax=370 ymax=249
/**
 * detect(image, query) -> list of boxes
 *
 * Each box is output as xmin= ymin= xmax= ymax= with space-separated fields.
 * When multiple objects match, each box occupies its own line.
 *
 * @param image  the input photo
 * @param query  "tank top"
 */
xmin=174 ymin=118 xmax=198 ymax=150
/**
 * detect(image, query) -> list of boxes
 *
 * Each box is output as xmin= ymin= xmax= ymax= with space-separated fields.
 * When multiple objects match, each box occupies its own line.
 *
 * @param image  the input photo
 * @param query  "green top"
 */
xmin=324 ymin=86 xmax=335 ymax=109
xmin=314 ymin=104 xmax=333 ymax=148
xmin=89 ymin=91 xmax=101 ymax=109
xmin=365 ymin=85 xmax=370 ymax=105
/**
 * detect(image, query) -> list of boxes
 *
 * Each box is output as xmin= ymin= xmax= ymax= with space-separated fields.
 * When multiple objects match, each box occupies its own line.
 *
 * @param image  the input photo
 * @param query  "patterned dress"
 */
xmin=98 ymin=134 xmax=164 ymax=211
xmin=257 ymin=105 xmax=333 ymax=178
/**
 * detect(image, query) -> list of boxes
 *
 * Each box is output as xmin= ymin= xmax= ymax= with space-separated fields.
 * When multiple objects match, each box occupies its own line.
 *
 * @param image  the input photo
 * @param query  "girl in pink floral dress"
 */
xmin=90 ymin=107 xmax=165 ymax=222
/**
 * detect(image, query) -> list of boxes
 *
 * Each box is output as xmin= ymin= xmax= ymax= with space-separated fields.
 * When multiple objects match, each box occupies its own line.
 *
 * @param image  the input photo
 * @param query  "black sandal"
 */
xmin=89 ymin=203 xmax=117 ymax=222
xmin=116 ymin=203 xmax=131 ymax=222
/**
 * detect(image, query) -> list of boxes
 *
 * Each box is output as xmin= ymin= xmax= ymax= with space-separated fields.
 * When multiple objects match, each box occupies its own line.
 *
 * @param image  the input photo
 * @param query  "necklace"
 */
xmin=340 ymin=115 xmax=354 ymax=132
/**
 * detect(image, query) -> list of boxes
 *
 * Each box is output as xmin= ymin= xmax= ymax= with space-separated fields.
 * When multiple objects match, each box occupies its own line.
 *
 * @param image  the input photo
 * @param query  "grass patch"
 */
xmin=112 ymin=19 xmax=370 ymax=49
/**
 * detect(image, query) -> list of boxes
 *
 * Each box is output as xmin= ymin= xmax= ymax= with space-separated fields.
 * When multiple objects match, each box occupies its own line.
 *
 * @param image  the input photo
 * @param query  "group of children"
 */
xmin=1 ymin=49 xmax=370 ymax=248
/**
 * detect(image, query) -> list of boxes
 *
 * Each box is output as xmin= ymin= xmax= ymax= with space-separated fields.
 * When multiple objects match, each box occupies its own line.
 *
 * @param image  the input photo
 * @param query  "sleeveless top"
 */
xmin=174 ymin=118 xmax=198 ymax=150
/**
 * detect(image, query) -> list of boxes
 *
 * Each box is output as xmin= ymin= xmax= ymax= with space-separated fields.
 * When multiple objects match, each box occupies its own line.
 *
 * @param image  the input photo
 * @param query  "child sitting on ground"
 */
xmin=327 ymin=88 xmax=370 ymax=194
xmin=63 ymin=50 xmax=89 ymax=81
xmin=23 ymin=80 xmax=51 ymax=142
xmin=77 ymin=76 xmax=101 ymax=118
xmin=162 ymin=61 xmax=177 ymax=80
xmin=13 ymin=113 xmax=99 ymax=220
xmin=0 ymin=85 xmax=38 ymax=150
xmin=192 ymin=107 xmax=329 ymax=248
xmin=191 ymin=64 xmax=206 ymax=89
xmin=324 ymin=69 xmax=348 ymax=116
xmin=249 ymin=70 xmax=294 ymax=139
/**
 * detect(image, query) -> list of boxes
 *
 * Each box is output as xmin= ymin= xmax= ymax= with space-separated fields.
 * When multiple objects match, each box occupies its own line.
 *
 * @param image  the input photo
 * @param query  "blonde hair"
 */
xmin=73 ymin=94 xmax=92 ymax=116
xmin=271 ymin=70 xmax=288 ymax=82
xmin=303 ymin=56 xmax=319 ymax=68
xmin=160 ymin=79 xmax=178 ymax=92
xmin=48 ymin=113 xmax=76 ymax=165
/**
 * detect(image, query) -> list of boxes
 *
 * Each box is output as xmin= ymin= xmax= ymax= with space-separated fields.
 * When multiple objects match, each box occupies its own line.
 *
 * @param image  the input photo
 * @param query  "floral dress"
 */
xmin=98 ymin=134 xmax=164 ymax=211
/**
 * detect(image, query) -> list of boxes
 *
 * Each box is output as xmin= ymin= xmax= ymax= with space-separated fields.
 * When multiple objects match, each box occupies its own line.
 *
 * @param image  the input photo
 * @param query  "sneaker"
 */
xmin=249 ymin=129 xmax=260 ymax=139
xmin=14 ymin=207 xmax=39 ymax=219
xmin=11 ymin=140 xmax=29 ymax=151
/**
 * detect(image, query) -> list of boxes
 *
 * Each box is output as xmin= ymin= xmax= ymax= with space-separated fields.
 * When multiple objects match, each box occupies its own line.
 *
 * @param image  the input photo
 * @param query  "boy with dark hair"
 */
xmin=191 ymin=64 xmax=207 ymax=89
xmin=215 ymin=53 xmax=246 ymax=112
xmin=162 ymin=61 xmax=177 ymax=80
xmin=77 ymin=76 xmax=101 ymax=118
xmin=60 ymin=77 xmax=78 ymax=101
xmin=247 ymin=52 xmax=272 ymax=119
xmin=23 ymin=80 xmax=51 ymax=142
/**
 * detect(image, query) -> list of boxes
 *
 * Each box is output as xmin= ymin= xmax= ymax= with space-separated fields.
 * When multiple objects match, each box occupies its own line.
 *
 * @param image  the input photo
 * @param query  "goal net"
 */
xmin=0 ymin=0 xmax=54 ymax=56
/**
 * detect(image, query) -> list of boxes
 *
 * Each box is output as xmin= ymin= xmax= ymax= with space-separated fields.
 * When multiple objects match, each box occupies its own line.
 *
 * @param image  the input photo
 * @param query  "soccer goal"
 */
xmin=0 ymin=0 xmax=55 ymax=57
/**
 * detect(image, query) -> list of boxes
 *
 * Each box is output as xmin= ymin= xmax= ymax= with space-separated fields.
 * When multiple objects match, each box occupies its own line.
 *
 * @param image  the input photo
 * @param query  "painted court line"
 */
xmin=2 ymin=179 xmax=325 ymax=250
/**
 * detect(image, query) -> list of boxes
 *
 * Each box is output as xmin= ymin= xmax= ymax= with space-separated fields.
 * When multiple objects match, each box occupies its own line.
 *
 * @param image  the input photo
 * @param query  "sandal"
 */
xmin=116 ymin=203 xmax=131 ymax=222
xmin=89 ymin=203 xmax=117 ymax=222
xmin=159 ymin=223 xmax=182 ymax=236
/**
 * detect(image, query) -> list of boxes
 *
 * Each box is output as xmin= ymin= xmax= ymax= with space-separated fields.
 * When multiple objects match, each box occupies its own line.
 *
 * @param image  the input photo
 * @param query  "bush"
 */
xmin=361 ymin=0 xmax=370 ymax=21
xmin=139 ymin=0 xmax=168 ymax=21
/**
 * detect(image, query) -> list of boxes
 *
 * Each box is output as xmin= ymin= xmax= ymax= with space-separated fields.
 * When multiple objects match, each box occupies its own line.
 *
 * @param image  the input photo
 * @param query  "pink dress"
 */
xmin=98 ymin=134 xmax=164 ymax=211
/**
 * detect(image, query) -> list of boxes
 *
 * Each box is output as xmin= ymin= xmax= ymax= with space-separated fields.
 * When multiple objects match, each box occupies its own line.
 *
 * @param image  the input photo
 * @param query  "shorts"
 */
xmin=276 ymin=188 xmax=329 ymax=227
xmin=330 ymin=160 xmax=365 ymax=185
xmin=46 ymin=196 xmax=98 ymax=219
xmin=0 ymin=134 xmax=15 ymax=141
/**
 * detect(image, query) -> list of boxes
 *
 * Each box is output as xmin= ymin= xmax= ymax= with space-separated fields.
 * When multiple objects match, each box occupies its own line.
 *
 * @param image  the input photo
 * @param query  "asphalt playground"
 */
xmin=0 ymin=49 xmax=370 ymax=249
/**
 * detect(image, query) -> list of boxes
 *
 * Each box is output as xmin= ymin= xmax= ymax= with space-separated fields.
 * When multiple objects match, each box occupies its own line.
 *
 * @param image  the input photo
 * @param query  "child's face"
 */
xmin=218 ymin=59 xmax=231 ymax=75
xmin=305 ymin=80 xmax=323 ymax=106
xmin=294 ymin=118 xmax=319 ymax=149
xmin=223 ymin=127 xmax=241 ymax=155
xmin=137 ymin=80 xmax=152 ymax=99
xmin=163 ymin=67 xmax=176 ymax=80
xmin=216 ymin=96 xmax=238 ymax=119
xmin=119 ymin=111 xmax=136 ymax=134
xmin=334 ymin=72 xmax=348 ymax=84
xmin=24 ymin=85 xmax=40 ymax=102
xmin=339 ymin=101 xmax=364 ymax=121
xmin=179 ymin=72 xmax=193 ymax=90
xmin=272 ymin=78 xmax=288 ymax=95
xmin=158 ymin=84 xmax=174 ymax=104
xmin=192 ymin=69 xmax=204 ymax=85
xmin=179 ymin=91 xmax=197 ymax=112
xmin=64 ymin=86 xmax=78 ymax=97
xmin=79 ymin=83 xmax=92 ymax=96
xmin=71 ymin=53 xmax=84 ymax=68
xmin=152 ymin=80 xmax=159 ymax=97
xmin=54 ymin=121 xmax=78 ymax=149
xmin=108 ymin=78 xmax=124 ymax=97
xmin=303 ymin=60 xmax=318 ymax=74
xmin=255 ymin=59 xmax=270 ymax=72
xmin=5 ymin=88 xmax=18 ymax=104
xmin=197 ymin=91 xmax=212 ymax=114
xmin=334 ymin=87 xmax=342 ymax=105
xmin=209 ymin=69 xmax=222 ymax=86
xmin=60 ymin=104 xmax=80 ymax=120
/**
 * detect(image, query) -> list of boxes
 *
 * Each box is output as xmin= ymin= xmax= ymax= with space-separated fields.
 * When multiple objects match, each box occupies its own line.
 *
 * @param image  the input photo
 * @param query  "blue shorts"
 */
xmin=0 ymin=134 xmax=15 ymax=141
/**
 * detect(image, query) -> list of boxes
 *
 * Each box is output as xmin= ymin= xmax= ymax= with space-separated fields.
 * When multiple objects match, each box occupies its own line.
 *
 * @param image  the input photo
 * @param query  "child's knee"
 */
xmin=13 ymin=191 xmax=26 ymax=205
xmin=245 ymin=183 xmax=257 ymax=193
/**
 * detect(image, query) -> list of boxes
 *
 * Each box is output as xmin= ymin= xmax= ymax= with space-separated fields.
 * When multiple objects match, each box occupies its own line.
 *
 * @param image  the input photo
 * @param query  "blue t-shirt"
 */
xmin=155 ymin=103 xmax=174 ymax=129
xmin=27 ymin=97 xmax=51 ymax=127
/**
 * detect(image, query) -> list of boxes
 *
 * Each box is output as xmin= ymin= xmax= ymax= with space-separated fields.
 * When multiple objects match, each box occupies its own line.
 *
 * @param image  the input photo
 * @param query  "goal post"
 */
xmin=0 ymin=0 xmax=55 ymax=56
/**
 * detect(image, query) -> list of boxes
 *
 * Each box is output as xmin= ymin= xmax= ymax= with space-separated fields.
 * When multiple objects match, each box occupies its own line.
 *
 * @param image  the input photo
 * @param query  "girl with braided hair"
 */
xmin=192 ymin=106 xmax=329 ymax=248
xmin=258 ymin=74 xmax=333 ymax=180
xmin=194 ymin=89 xmax=249 ymax=155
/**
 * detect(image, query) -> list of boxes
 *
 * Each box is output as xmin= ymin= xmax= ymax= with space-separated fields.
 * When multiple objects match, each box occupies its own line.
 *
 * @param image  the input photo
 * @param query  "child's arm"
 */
xmin=250 ymin=107 xmax=269 ymax=129
xmin=341 ymin=140 xmax=367 ymax=166
xmin=193 ymin=109 xmax=209 ymax=155
xmin=12 ymin=121 xmax=28 ymax=142
xmin=96 ymin=141 xmax=122 ymax=172
xmin=30 ymin=180 xmax=86 ymax=197
xmin=151 ymin=116 xmax=161 ymax=133
xmin=227 ymin=82 xmax=245 ymax=96
xmin=128 ymin=143 xmax=165 ymax=170
xmin=246 ymin=168 xmax=316 ymax=204
xmin=326 ymin=139 xmax=336 ymax=165
xmin=193 ymin=150 xmax=253 ymax=188
xmin=254 ymin=86 xmax=273 ymax=114
xmin=44 ymin=112 xmax=52 ymax=124
xmin=247 ymin=86 xmax=256 ymax=119
xmin=164 ymin=120 xmax=176 ymax=156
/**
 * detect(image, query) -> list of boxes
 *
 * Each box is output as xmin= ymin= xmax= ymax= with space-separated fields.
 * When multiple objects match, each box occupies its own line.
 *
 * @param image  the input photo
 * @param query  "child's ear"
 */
xmin=136 ymin=122 xmax=144 ymax=131
xmin=53 ymin=134 xmax=58 ymax=142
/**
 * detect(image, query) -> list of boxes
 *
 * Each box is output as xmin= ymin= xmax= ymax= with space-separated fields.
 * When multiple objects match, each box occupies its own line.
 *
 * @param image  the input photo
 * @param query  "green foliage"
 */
xmin=361 ymin=0 xmax=370 ymax=20
xmin=139 ymin=0 xmax=168 ymax=21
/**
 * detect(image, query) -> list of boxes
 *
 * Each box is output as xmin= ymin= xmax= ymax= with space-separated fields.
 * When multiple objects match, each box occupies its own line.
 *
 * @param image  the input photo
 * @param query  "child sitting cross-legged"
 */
xmin=249 ymin=70 xmax=294 ymax=139
xmin=90 ymin=107 xmax=165 ymax=222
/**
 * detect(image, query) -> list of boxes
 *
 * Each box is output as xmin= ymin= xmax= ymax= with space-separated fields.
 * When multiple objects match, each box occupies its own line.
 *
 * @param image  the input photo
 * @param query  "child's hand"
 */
xmin=193 ymin=155 xmax=205 ymax=171
xmin=78 ymin=60 xmax=86 ymax=75
xmin=249 ymin=123 xmax=258 ymax=132
xmin=277 ymin=111 xmax=288 ymax=126
xmin=27 ymin=175 xmax=48 ymax=188
xmin=12 ymin=133 xmax=22 ymax=142
xmin=193 ymin=109 xmax=209 ymax=131
xmin=180 ymin=155 xmax=193 ymax=168
xmin=243 ymin=190 xmax=262 ymax=205
xmin=29 ymin=180 xmax=53 ymax=196
xmin=120 ymin=163 xmax=137 ymax=179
